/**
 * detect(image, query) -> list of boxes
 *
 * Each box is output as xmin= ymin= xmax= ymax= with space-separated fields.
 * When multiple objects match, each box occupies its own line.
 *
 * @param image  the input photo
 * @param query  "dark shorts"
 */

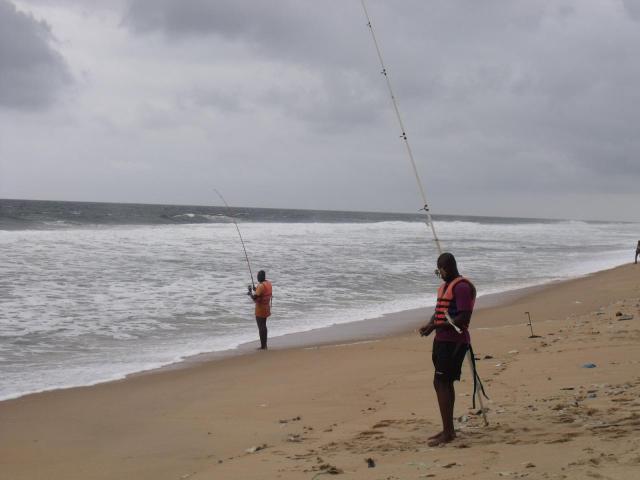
xmin=432 ymin=340 xmax=469 ymax=382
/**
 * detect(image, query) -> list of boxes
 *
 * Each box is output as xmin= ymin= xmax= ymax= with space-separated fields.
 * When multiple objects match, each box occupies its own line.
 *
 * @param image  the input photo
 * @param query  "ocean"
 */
xmin=1 ymin=199 xmax=637 ymax=401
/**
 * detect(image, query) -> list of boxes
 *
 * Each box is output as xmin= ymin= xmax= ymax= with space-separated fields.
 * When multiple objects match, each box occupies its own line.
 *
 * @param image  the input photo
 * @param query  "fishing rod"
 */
xmin=360 ymin=1 xmax=488 ymax=425
xmin=360 ymin=0 xmax=451 ymax=324
xmin=360 ymin=0 xmax=442 ymax=255
xmin=214 ymin=188 xmax=255 ymax=290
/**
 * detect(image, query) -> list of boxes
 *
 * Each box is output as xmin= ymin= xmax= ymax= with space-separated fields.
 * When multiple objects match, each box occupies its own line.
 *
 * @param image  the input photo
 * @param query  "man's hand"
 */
xmin=418 ymin=325 xmax=432 ymax=337
xmin=419 ymin=316 xmax=436 ymax=337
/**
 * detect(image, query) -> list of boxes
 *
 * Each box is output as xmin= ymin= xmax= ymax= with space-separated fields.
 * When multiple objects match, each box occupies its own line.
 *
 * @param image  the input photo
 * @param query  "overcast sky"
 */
xmin=1 ymin=0 xmax=639 ymax=221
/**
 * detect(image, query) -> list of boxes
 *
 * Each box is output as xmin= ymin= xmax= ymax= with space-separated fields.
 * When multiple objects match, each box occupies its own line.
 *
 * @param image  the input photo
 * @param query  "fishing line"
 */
xmin=214 ymin=188 xmax=255 ymax=290
xmin=360 ymin=0 xmax=488 ymax=424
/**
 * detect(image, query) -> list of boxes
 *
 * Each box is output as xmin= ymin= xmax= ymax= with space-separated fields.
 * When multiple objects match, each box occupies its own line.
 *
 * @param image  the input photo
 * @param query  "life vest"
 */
xmin=434 ymin=276 xmax=475 ymax=327
xmin=255 ymin=280 xmax=273 ymax=316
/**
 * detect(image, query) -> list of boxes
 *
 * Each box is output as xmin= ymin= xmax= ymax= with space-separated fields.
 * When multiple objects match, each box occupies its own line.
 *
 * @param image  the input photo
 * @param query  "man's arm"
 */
xmin=447 ymin=281 xmax=473 ymax=328
xmin=449 ymin=311 xmax=471 ymax=328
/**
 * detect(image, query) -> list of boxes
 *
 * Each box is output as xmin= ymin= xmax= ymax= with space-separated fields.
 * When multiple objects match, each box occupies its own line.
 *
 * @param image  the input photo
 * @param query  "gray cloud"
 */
xmin=124 ymin=0 xmax=363 ymax=66
xmin=120 ymin=1 xmax=640 ymax=196
xmin=0 ymin=0 xmax=71 ymax=110
xmin=2 ymin=0 xmax=640 ymax=220
xmin=124 ymin=0 xmax=386 ymax=134
xmin=622 ymin=0 xmax=640 ymax=21
xmin=19 ymin=0 xmax=124 ymax=10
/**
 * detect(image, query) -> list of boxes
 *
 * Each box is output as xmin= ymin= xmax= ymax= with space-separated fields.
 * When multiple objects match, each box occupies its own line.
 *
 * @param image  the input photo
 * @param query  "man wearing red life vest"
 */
xmin=419 ymin=252 xmax=476 ymax=446
xmin=249 ymin=270 xmax=273 ymax=350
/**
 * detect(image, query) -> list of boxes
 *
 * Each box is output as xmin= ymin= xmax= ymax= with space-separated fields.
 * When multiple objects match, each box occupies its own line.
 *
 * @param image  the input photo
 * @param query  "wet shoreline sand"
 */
xmin=1 ymin=263 xmax=639 ymax=479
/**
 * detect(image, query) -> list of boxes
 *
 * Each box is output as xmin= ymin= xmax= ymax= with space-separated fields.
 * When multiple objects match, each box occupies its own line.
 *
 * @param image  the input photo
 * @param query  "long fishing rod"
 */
xmin=360 ymin=1 xmax=488 ymax=425
xmin=360 ymin=0 xmax=442 ymax=256
xmin=214 ymin=188 xmax=255 ymax=290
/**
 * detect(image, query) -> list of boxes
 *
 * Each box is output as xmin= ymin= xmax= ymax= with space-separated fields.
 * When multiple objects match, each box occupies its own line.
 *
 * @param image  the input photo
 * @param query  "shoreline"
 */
xmin=0 ymin=262 xmax=627 ymax=404
xmin=1 ymin=262 xmax=638 ymax=479
xmin=0 ymin=263 xmax=625 ymax=403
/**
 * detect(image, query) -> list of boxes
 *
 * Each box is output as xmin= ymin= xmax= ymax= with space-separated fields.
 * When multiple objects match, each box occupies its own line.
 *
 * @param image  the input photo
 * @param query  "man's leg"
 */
xmin=256 ymin=316 xmax=268 ymax=349
xmin=430 ymin=377 xmax=456 ymax=446
xmin=429 ymin=341 xmax=467 ymax=445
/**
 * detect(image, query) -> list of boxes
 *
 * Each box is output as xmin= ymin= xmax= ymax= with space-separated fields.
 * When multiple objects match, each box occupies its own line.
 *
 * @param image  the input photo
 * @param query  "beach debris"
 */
xmin=442 ymin=462 xmax=458 ymax=468
xmin=561 ymin=386 xmax=575 ymax=390
xmin=279 ymin=415 xmax=301 ymax=424
xmin=365 ymin=457 xmax=376 ymax=468
xmin=458 ymin=415 xmax=469 ymax=423
xmin=508 ymin=349 xmax=519 ymax=354
xmin=587 ymin=393 xmax=597 ymax=399
xmin=312 ymin=463 xmax=343 ymax=476
xmin=245 ymin=444 xmax=268 ymax=453
xmin=582 ymin=363 xmax=597 ymax=369
xmin=287 ymin=434 xmax=302 ymax=443
xmin=615 ymin=311 xmax=623 ymax=316
xmin=497 ymin=471 xmax=530 ymax=478
xmin=523 ymin=462 xmax=536 ymax=468
xmin=617 ymin=314 xmax=634 ymax=321
xmin=483 ymin=354 xmax=494 ymax=359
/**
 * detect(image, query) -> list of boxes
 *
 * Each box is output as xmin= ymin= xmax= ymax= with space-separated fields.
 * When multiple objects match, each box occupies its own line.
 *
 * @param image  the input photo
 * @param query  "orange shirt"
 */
xmin=254 ymin=281 xmax=272 ymax=318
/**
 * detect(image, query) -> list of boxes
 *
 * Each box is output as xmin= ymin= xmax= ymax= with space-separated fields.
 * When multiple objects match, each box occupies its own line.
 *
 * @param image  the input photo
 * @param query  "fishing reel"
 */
xmin=247 ymin=284 xmax=255 ymax=295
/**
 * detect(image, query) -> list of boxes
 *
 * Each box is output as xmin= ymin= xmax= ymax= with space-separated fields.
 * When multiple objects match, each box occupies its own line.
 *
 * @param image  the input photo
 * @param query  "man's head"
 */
xmin=437 ymin=252 xmax=459 ymax=281
xmin=257 ymin=270 xmax=266 ymax=282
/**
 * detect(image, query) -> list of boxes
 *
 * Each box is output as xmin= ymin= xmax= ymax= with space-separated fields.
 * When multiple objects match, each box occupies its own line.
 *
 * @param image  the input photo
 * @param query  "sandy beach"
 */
xmin=1 ymin=263 xmax=639 ymax=479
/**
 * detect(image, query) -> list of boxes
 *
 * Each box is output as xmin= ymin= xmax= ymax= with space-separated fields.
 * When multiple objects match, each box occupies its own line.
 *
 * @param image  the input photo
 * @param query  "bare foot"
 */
xmin=428 ymin=431 xmax=444 ymax=440
xmin=428 ymin=431 xmax=456 ymax=447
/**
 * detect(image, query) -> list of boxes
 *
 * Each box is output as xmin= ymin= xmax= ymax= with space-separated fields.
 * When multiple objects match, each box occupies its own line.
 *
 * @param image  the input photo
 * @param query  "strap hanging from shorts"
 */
xmin=468 ymin=345 xmax=489 ymax=409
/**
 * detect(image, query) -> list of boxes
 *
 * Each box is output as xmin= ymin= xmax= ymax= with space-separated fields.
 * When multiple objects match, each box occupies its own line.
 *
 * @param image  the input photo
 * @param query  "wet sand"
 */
xmin=1 ymin=263 xmax=639 ymax=479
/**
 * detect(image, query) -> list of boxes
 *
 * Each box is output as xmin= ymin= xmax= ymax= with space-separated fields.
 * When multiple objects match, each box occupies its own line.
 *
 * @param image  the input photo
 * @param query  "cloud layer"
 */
xmin=2 ymin=0 xmax=640 ymax=221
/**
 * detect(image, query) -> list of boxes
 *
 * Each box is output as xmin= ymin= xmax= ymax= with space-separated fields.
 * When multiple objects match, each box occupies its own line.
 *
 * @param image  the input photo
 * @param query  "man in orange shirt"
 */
xmin=249 ymin=270 xmax=273 ymax=350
